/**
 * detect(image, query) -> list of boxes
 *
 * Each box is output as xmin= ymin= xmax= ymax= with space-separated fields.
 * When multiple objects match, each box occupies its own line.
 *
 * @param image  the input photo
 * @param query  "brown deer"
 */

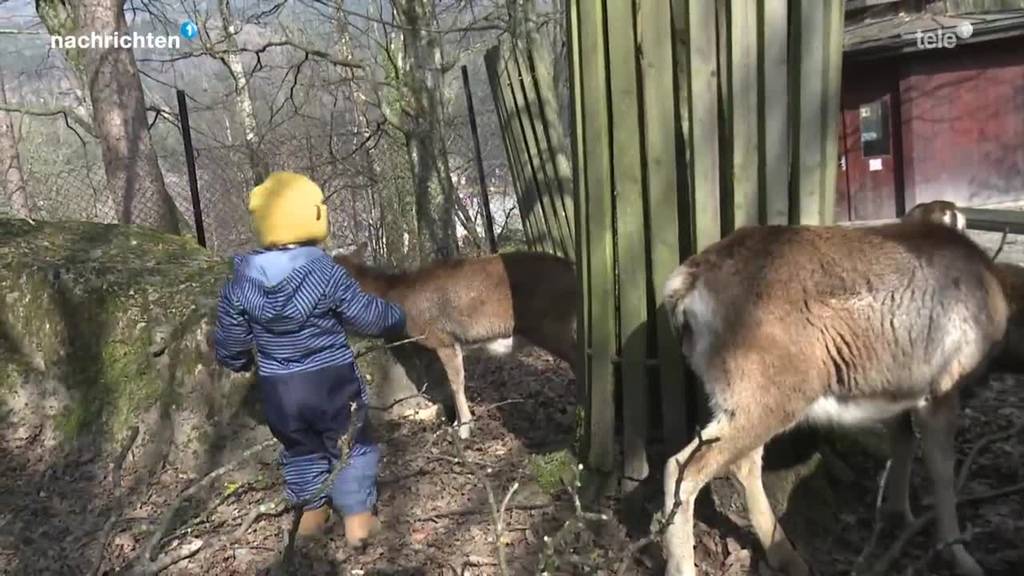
xmin=660 ymin=220 xmax=1008 ymax=576
xmin=333 ymin=245 xmax=577 ymax=439
xmin=902 ymin=199 xmax=967 ymax=231
xmin=903 ymin=199 xmax=1024 ymax=371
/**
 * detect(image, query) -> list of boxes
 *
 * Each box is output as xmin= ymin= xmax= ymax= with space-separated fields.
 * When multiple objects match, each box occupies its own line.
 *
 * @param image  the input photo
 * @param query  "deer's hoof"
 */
xmin=456 ymin=420 xmax=473 ymax=440
xmin=950 ymin=547 xmax=985 ymax=576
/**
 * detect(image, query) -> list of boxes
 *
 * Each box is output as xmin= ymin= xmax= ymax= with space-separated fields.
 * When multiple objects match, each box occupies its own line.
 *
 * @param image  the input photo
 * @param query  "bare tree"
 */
xmin=394 ymin=0 xmax=459 ymax=260
xmin=36 ymin=0 xmax=181 ymax=233
xmin=214 ymin=0 xmax=269 ymax=185
xmin=0 ymin=68 xmax=30 ymax=218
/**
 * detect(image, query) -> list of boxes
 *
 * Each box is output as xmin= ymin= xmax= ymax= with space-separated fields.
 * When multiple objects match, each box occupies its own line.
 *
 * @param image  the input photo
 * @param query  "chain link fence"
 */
xmin=2 ymin=124 xmax=413 ymax=258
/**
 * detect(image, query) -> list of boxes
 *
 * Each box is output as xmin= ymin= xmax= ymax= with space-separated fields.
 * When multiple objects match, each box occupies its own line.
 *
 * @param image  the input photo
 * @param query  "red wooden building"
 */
xmin=837 ymin=1 xmax=1024 ymax=222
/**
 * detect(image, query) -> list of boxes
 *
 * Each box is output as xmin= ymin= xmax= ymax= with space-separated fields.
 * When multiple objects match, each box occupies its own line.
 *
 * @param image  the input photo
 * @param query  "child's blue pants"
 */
xmin=258 ymin=362 xmax=379 ymax=516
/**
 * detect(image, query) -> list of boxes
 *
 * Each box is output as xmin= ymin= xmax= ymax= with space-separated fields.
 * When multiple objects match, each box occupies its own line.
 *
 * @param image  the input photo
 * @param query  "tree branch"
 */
xmin=0 ymin=102 xmax=95 ymax=137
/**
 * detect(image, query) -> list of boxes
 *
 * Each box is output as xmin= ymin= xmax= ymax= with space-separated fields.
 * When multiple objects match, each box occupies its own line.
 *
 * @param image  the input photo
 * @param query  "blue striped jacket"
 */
xmin=214 ymin=246 xmax=405 ymax=376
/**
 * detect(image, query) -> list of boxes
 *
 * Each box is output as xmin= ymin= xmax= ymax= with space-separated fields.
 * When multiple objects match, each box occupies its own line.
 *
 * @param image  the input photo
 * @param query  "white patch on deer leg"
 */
xmin=804 ymin=395 xmax=927 ymax=427
xmin=482 ymin=337 xmax=516 ymax=356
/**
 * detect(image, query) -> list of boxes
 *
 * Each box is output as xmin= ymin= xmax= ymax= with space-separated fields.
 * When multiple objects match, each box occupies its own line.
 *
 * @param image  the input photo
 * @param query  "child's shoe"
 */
xmin=296 ymin=504 xmax=332 ymax=537
xmin=343 ymin=512 xmax=381 ymax=548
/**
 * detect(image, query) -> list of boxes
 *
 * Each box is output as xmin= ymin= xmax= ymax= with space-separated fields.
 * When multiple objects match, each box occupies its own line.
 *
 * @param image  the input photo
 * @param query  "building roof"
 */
xmin=845 ymin=9 xmax=1024 ymax=59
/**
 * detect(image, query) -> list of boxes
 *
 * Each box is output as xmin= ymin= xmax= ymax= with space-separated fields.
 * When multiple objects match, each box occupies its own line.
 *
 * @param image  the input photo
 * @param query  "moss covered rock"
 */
xmin=0 ymin=219 xmax=258 ymax=470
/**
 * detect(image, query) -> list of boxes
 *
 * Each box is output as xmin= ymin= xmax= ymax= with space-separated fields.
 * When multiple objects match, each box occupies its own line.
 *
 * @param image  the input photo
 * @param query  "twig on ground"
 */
xmin=482 ymin=477 xmax=518 ymax=576
xmin=451 ymin=426 xmax=518 ymax=576
xmin=414 ymin=501 xmax=552 ymax=522
xmin=111 ymin=426 xmax=140 ymax=488
xmin=368 ymin=380 xmax=430 ymax=412
xmin=865 ymin=481 xmax=1024 ymax=576
xmin=90 ymin=426 xmax=141 ymax=576
xmin=613 ymin=432 xmax=719 ymax=576
xmin=852 ymin=459 xmax=893 ymax=575
xmin=233 ymin=497 xmax=288 ymax=540
xmin=956 ymin=421 xmax=1024 ymax=493
xmin=132 ymin=438 xmax=276 ymax=573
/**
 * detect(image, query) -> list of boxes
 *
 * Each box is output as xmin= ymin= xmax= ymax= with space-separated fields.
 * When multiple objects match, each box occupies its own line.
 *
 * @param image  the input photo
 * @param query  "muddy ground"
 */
xmin=1 ymin=338 xmax=1022 ymax=576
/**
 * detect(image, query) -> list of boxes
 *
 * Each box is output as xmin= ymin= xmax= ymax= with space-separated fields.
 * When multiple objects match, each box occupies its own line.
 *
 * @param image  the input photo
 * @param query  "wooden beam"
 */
xmin=821 ymin=0 xmax=845 ymax=225
xmin=607 ymin=0 xmax=649 ymax=490
xmin=567 ymin=0 xmax=590 ymax=448
xmin=642 ymin=0 xmax=688 ymax=453
xmin=686 ymin=0 xmax=722 ymax=250
xmin=578 ymin=0 xmax=616 ymax=473
xmin=762 ymin=0 xmax=789 ymax=224
xmin=730 ymin=0 xmax=760 ymax=229
xmin=794 ymin=0 xmax=827 ymax=224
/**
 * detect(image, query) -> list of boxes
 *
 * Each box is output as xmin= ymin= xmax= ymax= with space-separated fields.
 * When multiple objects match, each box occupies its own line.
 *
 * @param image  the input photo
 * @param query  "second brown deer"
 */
xmin=660 ymin=219 xmax=1008 ymax=576
xmin=333 ymin=245 xmax=577 ymax=439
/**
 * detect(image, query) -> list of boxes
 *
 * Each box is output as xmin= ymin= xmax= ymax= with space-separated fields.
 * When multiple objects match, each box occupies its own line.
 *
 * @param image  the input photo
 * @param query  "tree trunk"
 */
xmin=218 ymin=0 xmax=268 ymax=186
xmin=37 ymin=0 xmax=180 ymax=233
xmin=0 ymin=69 xmax=30 ymax=219
xmin=396 ymin=0 xmax=457 ymax=261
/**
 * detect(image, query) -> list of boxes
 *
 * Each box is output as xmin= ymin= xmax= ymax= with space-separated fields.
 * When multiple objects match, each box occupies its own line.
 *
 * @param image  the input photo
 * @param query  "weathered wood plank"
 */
xmin=526 ymin=36 xmax=578 ymax=250
xmin=730 ymin=0 xmax=759 ymax=229
xmin=641 ymin=0 xmax=688 ymax=452
xmin=821 ymin=0 xmax=845 ymax=225
xmin=607 ymin=0 xmax=649 ymax=490
xmin=497 ymin=50 xmax=555 ymax=253
xmin=795 ymin=0 xmax=826 ymax=225
xmin=510 ymin=45 xmax=574 ymax=258
xmin=762 ymin=0 xmax=790 ymax=224
xmin=485 ymin=47 xmax=538 ymax=250
xmin=567 ymin=0 xmax=590 ymax=442
xmin=579 ymin=0 xmax=616 ymax=473
xmin=687 ymin=0 xmax=722 ymax=250
xmin=483 ymin=45 xmax=540 ymax=248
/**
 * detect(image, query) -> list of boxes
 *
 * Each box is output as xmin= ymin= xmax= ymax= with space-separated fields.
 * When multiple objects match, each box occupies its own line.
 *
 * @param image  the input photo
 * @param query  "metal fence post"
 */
xmin=462 ymin=64 xmax=499 ymax=253
xmin=176 ymin=89 xmax=206 ymax=248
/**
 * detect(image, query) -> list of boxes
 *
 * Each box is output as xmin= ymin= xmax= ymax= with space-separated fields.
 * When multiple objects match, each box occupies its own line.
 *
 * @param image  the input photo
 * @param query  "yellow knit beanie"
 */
xmin=248 ymin=171 xmax=329 ymax=248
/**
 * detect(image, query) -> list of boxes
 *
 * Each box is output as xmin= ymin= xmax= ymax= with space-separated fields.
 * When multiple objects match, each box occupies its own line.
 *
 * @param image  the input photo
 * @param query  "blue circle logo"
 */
xmin=179 ymin=20 xmax=198 ymax=41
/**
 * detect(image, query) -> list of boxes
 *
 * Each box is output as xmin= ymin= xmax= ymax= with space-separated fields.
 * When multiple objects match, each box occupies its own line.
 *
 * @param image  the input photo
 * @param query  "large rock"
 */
xmin=0 ymin=219 xmax=435 ymax=474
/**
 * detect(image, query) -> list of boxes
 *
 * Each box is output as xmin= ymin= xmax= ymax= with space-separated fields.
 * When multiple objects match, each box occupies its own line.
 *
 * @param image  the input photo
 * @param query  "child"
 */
xmin=213 ymin=171 xmax=406 ymax=546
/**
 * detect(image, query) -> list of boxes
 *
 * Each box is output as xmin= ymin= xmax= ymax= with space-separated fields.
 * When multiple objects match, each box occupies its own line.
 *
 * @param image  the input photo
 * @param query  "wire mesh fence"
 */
xmin=2 ymin=126 xmax=411 ymax=258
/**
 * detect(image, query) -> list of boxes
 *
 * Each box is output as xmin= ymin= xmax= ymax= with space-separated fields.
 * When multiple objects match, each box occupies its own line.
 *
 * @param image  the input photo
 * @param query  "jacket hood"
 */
xmin=232 ymin=246 xmax=333 ymax=332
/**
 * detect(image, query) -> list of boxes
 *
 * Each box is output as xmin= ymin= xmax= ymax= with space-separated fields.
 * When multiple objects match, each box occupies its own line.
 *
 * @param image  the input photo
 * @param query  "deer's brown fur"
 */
xmin=661 ymin=221 xmax=1007 ymax=576
xmin=333 ymin=248 xmax=577 ymax=438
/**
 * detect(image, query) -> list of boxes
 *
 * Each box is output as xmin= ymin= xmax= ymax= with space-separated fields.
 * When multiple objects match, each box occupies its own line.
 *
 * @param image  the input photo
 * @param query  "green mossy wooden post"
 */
xmin=763 ymin=0 xmax=790 ymax=225
xmin=644 ymin=0 xmax=688 ymax=454
xmin=606 ymin=0 xmax=649 ymax=491
xmin=578 ymin=0 xmax=616 ymax=475
xmin=730 ymin=0 xmax=760 ymax=230
xmin=567 ymin=0 xmax=591 ymax=457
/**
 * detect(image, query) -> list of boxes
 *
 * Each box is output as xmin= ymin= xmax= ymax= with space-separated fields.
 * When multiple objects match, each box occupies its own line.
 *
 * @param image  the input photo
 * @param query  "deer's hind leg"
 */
xmin=916 ymin=391 xmax=984 ymax=576
xmin=731 ymin=446 xmax=809 ymax=576
xmin=435 ymin=343 xmax=472 ymax=439
xmin=882 ymin=412 xmax=918 ymax=526
xmin=662 ymin=400 xmax=810 ymax=576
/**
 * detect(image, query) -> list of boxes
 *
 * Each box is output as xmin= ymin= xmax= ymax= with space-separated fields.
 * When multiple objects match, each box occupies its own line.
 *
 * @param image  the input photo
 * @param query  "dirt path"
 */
xmin=1 ymin=329 xmax=1022 ymax=575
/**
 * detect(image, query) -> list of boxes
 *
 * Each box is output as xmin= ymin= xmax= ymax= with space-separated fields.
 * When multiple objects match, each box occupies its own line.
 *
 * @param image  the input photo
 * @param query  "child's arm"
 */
xmin=214 ymin=282 xmax=256 ymax=372
xmin=331 ymin=267 xmax=406 ymax=338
